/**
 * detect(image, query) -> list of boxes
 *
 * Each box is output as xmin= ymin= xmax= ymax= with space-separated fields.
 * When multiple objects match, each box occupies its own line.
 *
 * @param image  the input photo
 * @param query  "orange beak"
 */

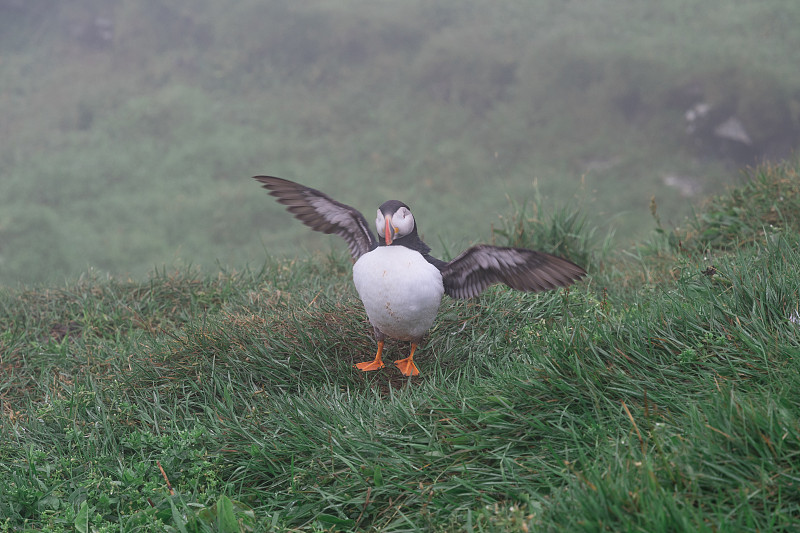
xmin=384 ymin=215 xmax=394 ymax=245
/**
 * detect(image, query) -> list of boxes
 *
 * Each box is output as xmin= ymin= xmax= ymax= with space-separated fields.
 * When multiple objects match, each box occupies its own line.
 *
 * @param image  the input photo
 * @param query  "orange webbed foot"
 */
xmin=354 ymin=341 xmax=385 ymax=372
xmin=355 ymin=359 xmax=385 ymax=372
xmin=394 ymin=357 xmax=419 ymax=376
xmin=394 ymin=343 xmax=420 ymax=376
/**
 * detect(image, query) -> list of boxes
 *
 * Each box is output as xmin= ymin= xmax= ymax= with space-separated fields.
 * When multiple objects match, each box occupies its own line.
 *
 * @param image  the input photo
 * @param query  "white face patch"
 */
xmin=375 ymin=209 xmax=385 ymax=237
xmin=392 ymin=207 xmax=415 ymax=238
xmin=375 ymin=207 xmax=416 ymax=241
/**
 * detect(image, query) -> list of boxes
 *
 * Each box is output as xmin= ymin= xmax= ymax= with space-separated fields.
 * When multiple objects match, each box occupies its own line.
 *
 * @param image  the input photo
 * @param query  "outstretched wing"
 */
xmin=440 ymin=244 xmax=586 ymax=299
xmin=254 ymin=176 xmax=376 ymax=260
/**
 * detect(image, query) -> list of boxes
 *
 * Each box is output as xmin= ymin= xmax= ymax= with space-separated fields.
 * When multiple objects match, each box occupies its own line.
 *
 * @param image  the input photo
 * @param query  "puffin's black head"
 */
xmin=376 ymin=200 xmax=417 ymax=245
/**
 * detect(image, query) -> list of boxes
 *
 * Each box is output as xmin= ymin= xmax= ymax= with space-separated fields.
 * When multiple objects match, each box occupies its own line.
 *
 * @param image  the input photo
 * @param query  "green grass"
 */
xmin=2 ymin=161 xmax=800 ymax=531
xmin=2 ymin=0 xmax=800 ymax=283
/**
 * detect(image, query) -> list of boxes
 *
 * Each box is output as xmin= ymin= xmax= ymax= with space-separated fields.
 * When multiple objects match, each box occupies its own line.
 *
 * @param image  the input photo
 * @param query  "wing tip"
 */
xmin=253 ymin=175 xmax=291 ymax=194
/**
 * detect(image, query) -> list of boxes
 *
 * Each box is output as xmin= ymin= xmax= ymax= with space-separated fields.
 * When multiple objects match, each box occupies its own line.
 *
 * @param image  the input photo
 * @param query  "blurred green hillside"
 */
xmin=2 ymin=0 xmax=799 ymax=284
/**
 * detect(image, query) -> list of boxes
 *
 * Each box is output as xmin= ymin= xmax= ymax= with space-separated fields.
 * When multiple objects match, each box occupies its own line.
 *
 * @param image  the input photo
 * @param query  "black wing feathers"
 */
xmin=440 ymin=244 xmax=586 ymax=299
xmin=253 ymin=176 xmax=376 ymax=261
xmin=254 ymin=176 xmax=586 ymax=297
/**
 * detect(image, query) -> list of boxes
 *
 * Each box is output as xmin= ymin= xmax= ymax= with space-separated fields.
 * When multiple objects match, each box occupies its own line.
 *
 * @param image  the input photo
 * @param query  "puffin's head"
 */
xmin=376 ymin=200 xmax=415 ymax=245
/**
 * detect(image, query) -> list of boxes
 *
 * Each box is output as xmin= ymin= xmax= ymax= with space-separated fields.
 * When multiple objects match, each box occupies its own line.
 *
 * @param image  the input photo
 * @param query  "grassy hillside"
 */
xmin=1 ymin=161 xmax=799 ymax=531
xmin=2 ymin=1 xmax=799 ymax=284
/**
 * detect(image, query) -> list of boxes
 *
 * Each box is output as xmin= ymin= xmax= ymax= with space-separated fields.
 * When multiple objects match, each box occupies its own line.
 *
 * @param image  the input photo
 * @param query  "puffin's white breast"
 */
xmin=352 ymin=246 xmax=444 ymax=341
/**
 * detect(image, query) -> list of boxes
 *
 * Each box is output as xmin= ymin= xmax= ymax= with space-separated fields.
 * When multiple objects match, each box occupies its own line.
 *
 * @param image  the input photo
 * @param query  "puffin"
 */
xmin=254 ymin=176 xmax=586 ymax=376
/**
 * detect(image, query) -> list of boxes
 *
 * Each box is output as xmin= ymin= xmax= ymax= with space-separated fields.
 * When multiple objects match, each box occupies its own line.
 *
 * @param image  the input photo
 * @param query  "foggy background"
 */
xmin=1 ymin=0 xmax=799 ymax=285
